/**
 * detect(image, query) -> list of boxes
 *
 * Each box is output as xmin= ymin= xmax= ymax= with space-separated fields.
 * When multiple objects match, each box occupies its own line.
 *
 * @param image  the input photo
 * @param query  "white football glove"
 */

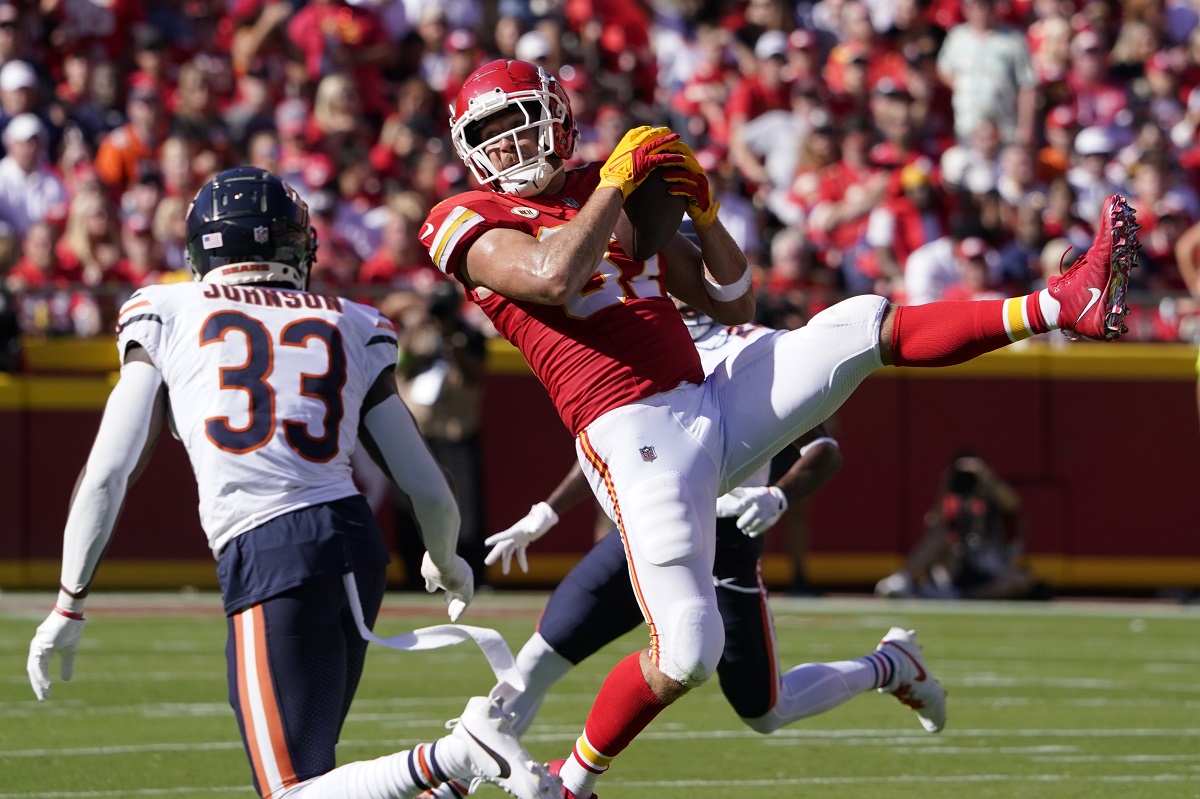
xmin=420 ymin=553 xmax=475 ymax=622
xmin=28 ymin=610 xmax=86 ymax=700
xmin=715 ymin=486 xmax=789 ymax=538
xmin=483 ymin=501 xmax=559 ymax=575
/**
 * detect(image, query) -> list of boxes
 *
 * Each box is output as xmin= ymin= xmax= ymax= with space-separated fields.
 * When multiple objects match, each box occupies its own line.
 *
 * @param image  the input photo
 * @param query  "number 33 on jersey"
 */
xmin=115 ymin=282 xmax=399 ymax=553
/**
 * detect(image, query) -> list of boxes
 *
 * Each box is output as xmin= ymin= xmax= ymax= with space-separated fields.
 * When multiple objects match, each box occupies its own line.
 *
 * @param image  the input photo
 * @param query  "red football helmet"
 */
xmin=449 ymin=59 xmax=577 ymax=197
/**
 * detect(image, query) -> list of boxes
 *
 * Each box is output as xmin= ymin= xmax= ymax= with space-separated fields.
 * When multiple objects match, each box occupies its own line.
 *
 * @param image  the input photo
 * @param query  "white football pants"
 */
xmin=576 ymin=294 xmax=888 ymax=686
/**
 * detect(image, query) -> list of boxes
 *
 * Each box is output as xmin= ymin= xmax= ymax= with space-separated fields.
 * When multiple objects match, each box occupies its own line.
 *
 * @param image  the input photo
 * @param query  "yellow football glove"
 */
xmin=597 ymin=126 xmax=686 ymax=198
xmin=662 ymin=168 xmax=720 ymax=230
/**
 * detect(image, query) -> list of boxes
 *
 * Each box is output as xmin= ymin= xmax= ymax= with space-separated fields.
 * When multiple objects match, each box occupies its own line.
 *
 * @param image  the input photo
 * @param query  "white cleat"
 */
xmin=876 ymin=627 xmax=947 ymax=733
xmin=450 ymin=695 xmax=562 ymax=799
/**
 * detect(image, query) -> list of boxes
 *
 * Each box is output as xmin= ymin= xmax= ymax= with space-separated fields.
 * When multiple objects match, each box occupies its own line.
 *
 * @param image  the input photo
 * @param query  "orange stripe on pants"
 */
xmin=236 ymin=605 xmax=299 ymax=798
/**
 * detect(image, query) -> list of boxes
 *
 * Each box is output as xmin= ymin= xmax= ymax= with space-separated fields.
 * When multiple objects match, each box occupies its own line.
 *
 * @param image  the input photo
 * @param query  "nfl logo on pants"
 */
xmin=639 ymin=446 xmax=656 ymax=463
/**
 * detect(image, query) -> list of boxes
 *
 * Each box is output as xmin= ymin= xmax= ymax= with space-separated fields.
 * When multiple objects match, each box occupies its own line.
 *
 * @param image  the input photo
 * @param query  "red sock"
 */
xmin=575 ymin=651 xmax=667 ymax=770
xmin=890 ymin=297 xmax=1048 ymax=367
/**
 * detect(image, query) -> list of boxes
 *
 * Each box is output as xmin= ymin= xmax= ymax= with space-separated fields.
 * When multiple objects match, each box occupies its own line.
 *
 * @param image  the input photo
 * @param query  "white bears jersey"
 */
xmin=115 ymin=282 xmax=399 ymax=554
xmin=690 ymin=320 xmax=774 ymax=488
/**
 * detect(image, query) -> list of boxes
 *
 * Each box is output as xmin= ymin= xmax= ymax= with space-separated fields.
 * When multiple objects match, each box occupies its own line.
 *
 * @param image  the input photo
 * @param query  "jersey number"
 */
xmin=200 ymin=312 xmax=347 ymax=462
xmin=537 ymin=227 xmax=665 ymax=318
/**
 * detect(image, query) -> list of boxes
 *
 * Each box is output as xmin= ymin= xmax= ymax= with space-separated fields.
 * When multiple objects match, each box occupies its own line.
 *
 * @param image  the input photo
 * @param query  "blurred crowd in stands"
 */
xmin=2 ymin=0 xmax=1200 ymax=366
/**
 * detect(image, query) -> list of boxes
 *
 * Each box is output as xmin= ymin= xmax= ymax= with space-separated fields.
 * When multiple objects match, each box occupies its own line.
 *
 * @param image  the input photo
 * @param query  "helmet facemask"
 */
xmin=453 ymin=88 xmax=570 ymax=197
xmin=673 ymin=297 xmax=718 ymax=341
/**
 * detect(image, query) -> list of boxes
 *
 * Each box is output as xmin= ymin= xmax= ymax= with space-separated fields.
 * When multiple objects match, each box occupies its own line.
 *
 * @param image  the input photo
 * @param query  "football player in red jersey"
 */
xmin=425 ymin=59 xmax=1140 ymax=799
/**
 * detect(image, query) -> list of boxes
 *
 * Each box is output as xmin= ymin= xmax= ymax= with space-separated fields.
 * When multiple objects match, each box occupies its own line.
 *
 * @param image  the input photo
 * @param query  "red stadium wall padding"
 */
xmin=5 ymin=343 xmax=1200 ymax=589
xmin=0 ymin=405 xmax=25 ymax=560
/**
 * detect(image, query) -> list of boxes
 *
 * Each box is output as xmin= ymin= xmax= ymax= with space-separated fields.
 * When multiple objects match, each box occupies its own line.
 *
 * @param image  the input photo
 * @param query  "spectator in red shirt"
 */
xmin=868 ymin=78 xmax=931 ymax=176
xmin=1041 ymin=176 xmax=1094 ymax=254
xmin=286 ymin=0 xmax=394 ymax=118
xmin=5 ymin=220 xmax=78 ymax=291
xmin=824 ymin=0 xmax=906 ymax=94
xmin=783 ymin=29 xmax=825 ymax=89
xmin=565 ymin=0 xmax=656 ymax=104
xmin=808 ymin=115 xmax=889 ymax=291
xmin=56 ymin=50 xmax=91 ymax=108
xmin=866 ymin=158 xmax=950 ymax=296
xmin=359 ymin=201 xmax=441 ymax=291
xmin=825 ymin=43 xmax=872 ymax=121
xmin=940 ymin=237 xmax=1007 ymax=301
xmin=1066 ymin=29 xmax=1129 ymax=130
xmin=669 ymin=22 xmax=735 ymax=144
xmin=44 ymin=0 xmax=142 ymax=67
xmin=725 ymin=30 xmax=794 ymax=148
xmin=782 ymin=109 xmax=840 ymax=221
xmin=440 ymin=29 xmax=485 ymax=112
xmin=106 ymin=212 xmax=163 ymax=287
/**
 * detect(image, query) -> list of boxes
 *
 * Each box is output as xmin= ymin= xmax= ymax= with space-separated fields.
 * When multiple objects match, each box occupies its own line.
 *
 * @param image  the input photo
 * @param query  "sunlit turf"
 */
xmin=3 ymin=592 xmax=1199 ymax=798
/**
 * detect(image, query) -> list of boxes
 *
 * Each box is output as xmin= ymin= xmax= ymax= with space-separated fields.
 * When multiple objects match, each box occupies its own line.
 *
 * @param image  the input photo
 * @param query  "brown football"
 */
xmin=613 ymin=168 xmax=688 ymax=262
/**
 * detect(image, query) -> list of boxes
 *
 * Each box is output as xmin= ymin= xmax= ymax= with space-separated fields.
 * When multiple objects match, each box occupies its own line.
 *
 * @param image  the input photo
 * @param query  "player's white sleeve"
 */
xmin=59 ymin=360 xmax=163 ymax=605
xmin=361 ymin=393 xmax=460 ymax=567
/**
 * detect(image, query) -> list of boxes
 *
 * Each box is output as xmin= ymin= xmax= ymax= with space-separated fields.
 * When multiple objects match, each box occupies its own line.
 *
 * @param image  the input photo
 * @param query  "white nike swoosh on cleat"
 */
xmin=1076 ymin=287 xmax=1102 ymax=325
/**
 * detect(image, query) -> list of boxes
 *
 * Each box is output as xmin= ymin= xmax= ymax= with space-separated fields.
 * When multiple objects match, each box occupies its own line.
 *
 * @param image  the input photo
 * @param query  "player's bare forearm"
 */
xmin=462 ymin=187 xmax=626 ymax=304
xmin=662 ymin=228 xmax=753 ymax=325
xmin=545 ymin=461 xmax=594 ymax=517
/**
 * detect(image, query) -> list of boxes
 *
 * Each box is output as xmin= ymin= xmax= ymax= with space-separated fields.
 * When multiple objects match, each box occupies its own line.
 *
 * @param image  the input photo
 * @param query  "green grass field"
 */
xmin=2 ymin=592 xmax=1198 ymax=799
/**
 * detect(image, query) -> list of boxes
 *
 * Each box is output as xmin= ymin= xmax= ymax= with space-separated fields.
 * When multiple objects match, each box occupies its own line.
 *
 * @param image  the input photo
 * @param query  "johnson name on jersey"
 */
xmin=420 ymin=163 xmax=704 ymax=435
xmin=114 ymin=282 xmax=398 ymax=554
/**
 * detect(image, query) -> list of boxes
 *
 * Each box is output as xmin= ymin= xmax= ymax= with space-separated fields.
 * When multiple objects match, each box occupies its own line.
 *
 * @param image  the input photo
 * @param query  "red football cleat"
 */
xmin=547 ymin=759 xmax=596 ymax=799
xmin=1048 ymin=194 xmax=1140 ymax=341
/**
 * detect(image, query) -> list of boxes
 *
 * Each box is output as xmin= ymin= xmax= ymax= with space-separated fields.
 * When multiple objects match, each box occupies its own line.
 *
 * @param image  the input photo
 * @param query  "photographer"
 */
xmin=876 ymin=450 xmax=1051 ymax=600
xmin=393 ymin=281 xmax=489 ymax=586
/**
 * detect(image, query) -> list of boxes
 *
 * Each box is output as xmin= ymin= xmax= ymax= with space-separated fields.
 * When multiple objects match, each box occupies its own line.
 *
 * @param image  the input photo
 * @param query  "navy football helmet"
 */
xmin=185 ymin=166 xmax=317 ymax=290
xmin=672 ymin=297 xmax=718 ymax=341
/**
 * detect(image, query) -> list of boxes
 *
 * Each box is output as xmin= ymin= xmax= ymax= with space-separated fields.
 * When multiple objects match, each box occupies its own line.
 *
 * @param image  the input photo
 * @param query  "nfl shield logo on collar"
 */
xmin=639 ymin=445 xmax=657 ymax=462
xmin=254 ymin=226 xmax=269 ymax=244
